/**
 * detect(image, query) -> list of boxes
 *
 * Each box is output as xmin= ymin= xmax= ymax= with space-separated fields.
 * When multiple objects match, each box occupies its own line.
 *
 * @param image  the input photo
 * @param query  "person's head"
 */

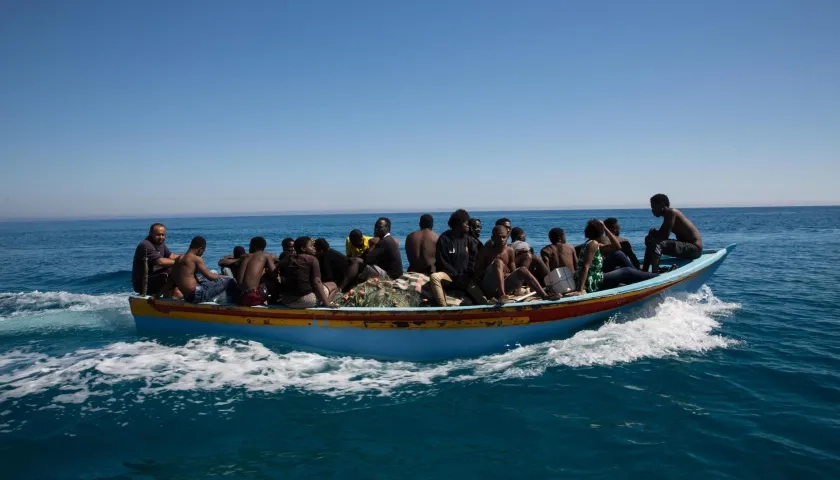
xmin=419 ymin=214 xmax=434 ymax=230
xmin=348 ymin=229 xmax=366 ymax=249
xmin=189 ymin=236 xmax=207 ymax=256
xmin=374 ymin=217 xmax=391 ymax=238
xmin=491 ymin=225 xmax=509 ymax=245
xmin=249 ymin=236 xmax=267 ymax=253
xmin=233 ymin=245 xmax=246 ymax=258
xmin=510 ymin=227 xmax=526 ymax=242
xmin=548 ymin=228 xmax=566 ymax=244
xmin=604 ymin=218 xmax=619 ymax=236
xmin=469 ymin=218 xmax=482 ymax=238
xmin=281 ymin=237 xmax=295 ymax=252
xmin=650 ymin=194 xmax=670 ymax=218
xmin=148 ymin=223 xmax=166 ymax=245
xmin=495 ymin=218 xmax=512 ymax=234
xmin=294 ymin=236 xmax=316 ymax=255
xmin=314 ymin=238 xmax=330 ymax=254
xmin=584 ymin=219 xmax=605 ymax=240
xmin=448 ymin=209 xmax=471 ymax=235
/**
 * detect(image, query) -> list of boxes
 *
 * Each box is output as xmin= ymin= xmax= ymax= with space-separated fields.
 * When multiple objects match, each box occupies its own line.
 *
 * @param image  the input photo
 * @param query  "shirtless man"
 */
xmin=540 ymin=228 xmax=578 ymax=272
xmin=158 ymin=236 xmax=235 ymax=303
xmin=235 ymin=236 xmax=278 ymax=306
xmin=642 ymin=194 xmax=704 ymax=272
xmin=474 ymin=225 xmax=561 ymax=303
xmin=405 ymin=214 xmax=438 ymax=274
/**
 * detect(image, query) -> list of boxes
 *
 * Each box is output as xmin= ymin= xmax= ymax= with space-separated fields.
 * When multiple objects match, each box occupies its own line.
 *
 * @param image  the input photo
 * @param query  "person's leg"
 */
xmin=322 ymin=282 xmax=339 ymax=303
xmin=342 ymin=257 xmax=364 ymax=291
xmin=429 ymin=272 xmax=453 ymax=306
xmin=671 ymin=242 xmax=703 ymax=260
xmin=196 ymin=277 xmax=234 ymax=302
xmin=602 ymin=267 xmax=659 ymax=290
xmin=529 ymin=254 xmax=551 ymax=286
xmin=507 ymin=267 xmax=562 ymax=300
xmin=605 ymin=250 xmax=634 ymax=272
xmin=642 ymin=234 xmax=657 ymax=272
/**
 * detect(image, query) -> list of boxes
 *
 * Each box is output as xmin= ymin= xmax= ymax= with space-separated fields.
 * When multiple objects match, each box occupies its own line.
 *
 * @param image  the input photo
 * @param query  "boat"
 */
xmin=129 ymin=244 xmax=736 ymax=361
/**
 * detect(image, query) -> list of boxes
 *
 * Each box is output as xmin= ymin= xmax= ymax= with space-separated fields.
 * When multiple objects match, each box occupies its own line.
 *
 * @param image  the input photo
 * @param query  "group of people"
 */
xmin=131 ymin=193 xmax=704 ymax=308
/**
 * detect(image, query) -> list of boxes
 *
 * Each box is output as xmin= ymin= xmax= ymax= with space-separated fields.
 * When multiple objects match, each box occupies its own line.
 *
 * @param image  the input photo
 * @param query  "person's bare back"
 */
xmin=541 ymin=244 xmax=577 ymax=272
xmin=406 ymin=229 xmax=439 ymax=274
xmin=668 ymin=208 xmax=703 ymax=249
xmin=236 ymin=251 xmax=276 ymax=291
xmin=171 ymin=252 xmax=201 ymax=294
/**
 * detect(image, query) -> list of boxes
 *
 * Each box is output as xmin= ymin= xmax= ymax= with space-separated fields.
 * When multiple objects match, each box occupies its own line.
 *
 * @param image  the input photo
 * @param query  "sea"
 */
xmin=1 ymin=207 xmax=839 ymax=479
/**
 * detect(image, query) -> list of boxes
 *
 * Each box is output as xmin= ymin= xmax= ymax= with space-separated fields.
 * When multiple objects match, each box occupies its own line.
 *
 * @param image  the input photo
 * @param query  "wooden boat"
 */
xmin=129 ymin=244 xmax=736 ymax=361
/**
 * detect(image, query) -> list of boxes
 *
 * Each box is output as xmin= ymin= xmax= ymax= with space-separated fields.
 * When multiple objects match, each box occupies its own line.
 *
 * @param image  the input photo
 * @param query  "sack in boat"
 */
xmin=339 ymin=275 xmax=425 ymax=308
xmin=545 ymin=267 xmax=576 ymax=294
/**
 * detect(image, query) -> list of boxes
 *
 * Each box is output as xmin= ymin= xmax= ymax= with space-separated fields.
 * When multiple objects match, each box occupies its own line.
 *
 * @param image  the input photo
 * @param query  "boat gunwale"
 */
xmin=129 ymin=245 xmax=735 ymax=318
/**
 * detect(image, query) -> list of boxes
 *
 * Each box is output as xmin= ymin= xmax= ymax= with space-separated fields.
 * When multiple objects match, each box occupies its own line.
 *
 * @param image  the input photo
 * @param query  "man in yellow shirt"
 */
xmin=345 ymin=229 xmax=372 ymax=258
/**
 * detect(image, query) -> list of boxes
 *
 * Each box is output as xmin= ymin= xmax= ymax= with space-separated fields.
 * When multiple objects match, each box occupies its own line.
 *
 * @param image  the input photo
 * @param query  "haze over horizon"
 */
xmin=1 ymin=0 xmax=838 ymax=220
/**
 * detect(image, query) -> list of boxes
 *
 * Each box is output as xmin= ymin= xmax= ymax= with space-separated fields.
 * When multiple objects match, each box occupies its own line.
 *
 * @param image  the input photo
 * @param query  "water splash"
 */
xmin=0 ymin=286 xmax=739 ymax=407
xmin=0 ymin=291 xmax=129 ymax=320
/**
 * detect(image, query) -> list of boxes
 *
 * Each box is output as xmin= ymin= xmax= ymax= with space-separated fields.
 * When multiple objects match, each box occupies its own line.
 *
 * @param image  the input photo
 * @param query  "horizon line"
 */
xmin=0 ymin=202 xmax=837 ymax=223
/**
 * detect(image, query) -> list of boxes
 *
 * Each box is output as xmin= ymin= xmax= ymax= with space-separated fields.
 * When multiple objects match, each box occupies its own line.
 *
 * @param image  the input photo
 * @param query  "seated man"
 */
xmin=475 ymin=226 xmax=561 ymax=303
xmin=429 ymin=209 xmax=483 ymax=306
xmin=540 ymin=228 xmax=578 ymax=272
xmin=278 ymin=237 xmax=295 ymax=262
xmin=159 ymin=236 xmax=236 ymax=303
xmin=405 ymin=214 xmax=439 ymax=274
xmin=642 ymin=194 xmax=703 ymax=272
xmin=510 ymin=227 xmax=550 ymax=286
xmin=345 ymin=229 xmax=372 ymax=258
xmin=314 ymin=238 xmax=350 ymax=290
xmin=218 ymin=245 xmax=247 ymax=277
xmin=280 ymin=237 xmax=338 ymax=308
xmin=132 ymin=223 xmax=180 ymax=296
xmin=602 ymin=217 xmax=641 ymax=270
xmin=346 ymin=217 xmax=404 ymax=284
xmin=469 ymin=218 xmax=482 ymax=243
xmin=235 ymin=237 xmax=277 ymax=306
xmin=484 ymin=218 xmax=512 ymax=248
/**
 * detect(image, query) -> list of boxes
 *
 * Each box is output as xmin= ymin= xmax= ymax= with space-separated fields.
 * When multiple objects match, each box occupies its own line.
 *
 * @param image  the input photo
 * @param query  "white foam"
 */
xmin=0 ymin=286 xmax=739 ymax=405
xmin=0 ymin=291 xmax=129 ymax=320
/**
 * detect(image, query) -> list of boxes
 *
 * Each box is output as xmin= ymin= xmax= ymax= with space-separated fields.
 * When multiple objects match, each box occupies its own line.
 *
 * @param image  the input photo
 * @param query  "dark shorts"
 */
xmin=646 ymin=237 xmax=702 ymax=260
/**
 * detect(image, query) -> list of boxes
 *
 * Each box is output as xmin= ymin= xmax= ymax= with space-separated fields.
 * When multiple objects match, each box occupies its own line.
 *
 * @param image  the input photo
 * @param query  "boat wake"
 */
xmin=0 ymin=287 xmax=740 ymax=416
xmin=0 ymin=291 xmax=130 ymax=320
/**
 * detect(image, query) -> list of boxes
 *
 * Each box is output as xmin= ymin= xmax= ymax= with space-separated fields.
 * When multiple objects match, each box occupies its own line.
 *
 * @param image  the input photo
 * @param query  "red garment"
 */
xmin=239 ymin=285 xmax=267 ymax=306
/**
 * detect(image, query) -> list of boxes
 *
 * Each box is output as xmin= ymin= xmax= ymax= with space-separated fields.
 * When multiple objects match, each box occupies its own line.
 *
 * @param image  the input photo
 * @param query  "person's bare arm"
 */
xmin=655 ymin=209 xmax=677 ymax=241
xmin=540 ymin=246 xmax=552 ymax=269
xmin=218 ymin=256 xmax=238 ymax=267
xmin=155 ymin=257 xmax=177 ymax=268
xmin=195 ymin=258 xmax=221 ymax=281
xmin=599 ymin=220 xmax=622 ymax=255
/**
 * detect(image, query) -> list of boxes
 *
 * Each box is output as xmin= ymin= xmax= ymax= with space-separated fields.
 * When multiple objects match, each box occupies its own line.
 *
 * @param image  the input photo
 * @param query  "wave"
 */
xmin=0 ymin=291 xmax=129 ymax=320
xmin=0 ymin=286 xmax=740 ymax=407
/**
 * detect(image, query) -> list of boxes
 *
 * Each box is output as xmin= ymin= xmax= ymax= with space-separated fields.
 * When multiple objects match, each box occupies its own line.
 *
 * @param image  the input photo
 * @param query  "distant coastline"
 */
xmin=1 ymin=203 xmax=837 ymax=223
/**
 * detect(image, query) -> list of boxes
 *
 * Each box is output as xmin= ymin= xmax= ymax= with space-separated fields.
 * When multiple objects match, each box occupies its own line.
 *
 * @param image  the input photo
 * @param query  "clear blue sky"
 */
xmin=1 ymin=0 xmax=838 ymax=219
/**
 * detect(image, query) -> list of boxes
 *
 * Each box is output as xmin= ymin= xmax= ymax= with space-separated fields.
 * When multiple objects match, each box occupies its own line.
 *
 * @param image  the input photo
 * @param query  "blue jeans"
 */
xmin=602 ymin=267 xmax=658 ymax=290
xmin=603 ymin=250 xmax=634 ymax=272
xmin=189 ymin=277 xmax=235 ymax=303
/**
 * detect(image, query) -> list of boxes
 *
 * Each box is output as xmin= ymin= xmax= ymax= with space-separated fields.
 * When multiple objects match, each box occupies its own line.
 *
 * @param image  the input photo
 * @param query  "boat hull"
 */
xmin=131 ymin=245 xmax=735 ymax=361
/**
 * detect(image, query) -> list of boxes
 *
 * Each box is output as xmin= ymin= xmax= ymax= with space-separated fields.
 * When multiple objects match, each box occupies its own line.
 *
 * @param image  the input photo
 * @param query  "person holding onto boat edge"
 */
xmin=476 ymin=225 xmax=561 ymax=303
xmin=132 ymin=223 xmax=180 ymax=296
xmin=642 ymin=194 xmax=703 ymax=273
xmin=405 ymin=214 xmax=439 ymax=274
xmin=157 ymin=236 xmax=237 ymax=303
xmin=569 ymin=220 xmax=659 ymax=297
xmin=280 ymin=237 xmax=339 ymax=308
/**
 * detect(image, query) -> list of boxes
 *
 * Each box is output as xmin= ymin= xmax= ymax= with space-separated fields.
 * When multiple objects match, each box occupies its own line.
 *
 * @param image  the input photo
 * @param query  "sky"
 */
xmin=0 ymin=0 xmax=838 ymax=220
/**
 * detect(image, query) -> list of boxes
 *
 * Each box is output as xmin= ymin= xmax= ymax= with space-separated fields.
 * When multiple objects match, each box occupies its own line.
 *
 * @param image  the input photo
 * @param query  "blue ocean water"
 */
xmin=1 ymin=207 xmax=839 ymax=479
